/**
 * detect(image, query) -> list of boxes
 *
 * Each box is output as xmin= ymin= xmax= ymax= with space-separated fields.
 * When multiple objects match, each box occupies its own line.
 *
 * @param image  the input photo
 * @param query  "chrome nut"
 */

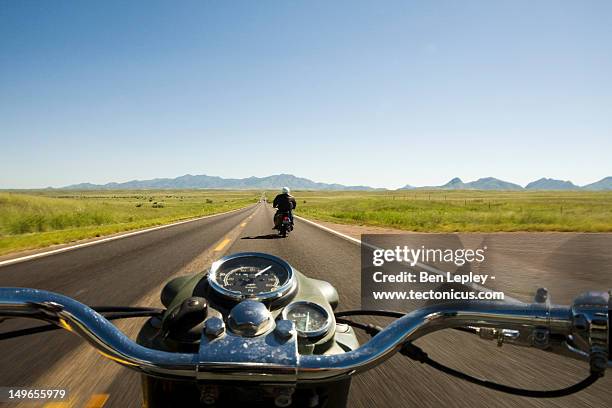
xmin=204 ymin=317 xmax=225 ymax=337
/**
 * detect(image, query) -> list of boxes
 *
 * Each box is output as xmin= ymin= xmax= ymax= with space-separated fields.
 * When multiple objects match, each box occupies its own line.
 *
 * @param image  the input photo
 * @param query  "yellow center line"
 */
xmin=85 ymin=394 xmax=109 ymax=408
xmin=240 ymin=222 xmax=247 ymax=227
xmin=43 ymin=403 xmax=71 ymax=408
xmin=214 ymin=238 xmax=231 ymax=251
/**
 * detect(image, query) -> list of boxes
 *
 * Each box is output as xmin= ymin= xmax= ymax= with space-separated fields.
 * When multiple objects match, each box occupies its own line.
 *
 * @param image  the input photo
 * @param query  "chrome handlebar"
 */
xmin=0 ymin=288 xmax=199 ymax=379
xmin=0 ymin=288 xmax=609 ymax=383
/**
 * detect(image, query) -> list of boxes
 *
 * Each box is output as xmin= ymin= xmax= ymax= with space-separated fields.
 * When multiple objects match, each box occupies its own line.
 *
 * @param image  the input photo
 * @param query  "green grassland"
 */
xmin=2 ymin=189 xmax=611 ymax=257
xmin=0 ymin=190 xmax=258 ymax=256
xmin=289 ymin=190 xmax=612 ymax=233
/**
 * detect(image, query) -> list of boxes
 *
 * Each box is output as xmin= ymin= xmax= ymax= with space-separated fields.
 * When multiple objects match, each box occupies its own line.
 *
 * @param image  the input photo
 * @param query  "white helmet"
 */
xmin=282 ymin=187 xmax=290 ymax=194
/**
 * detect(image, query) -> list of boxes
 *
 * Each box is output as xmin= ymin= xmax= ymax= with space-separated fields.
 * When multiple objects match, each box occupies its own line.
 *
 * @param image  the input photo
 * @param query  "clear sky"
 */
xmin=1 ymin=0 xmax=611 ymax=189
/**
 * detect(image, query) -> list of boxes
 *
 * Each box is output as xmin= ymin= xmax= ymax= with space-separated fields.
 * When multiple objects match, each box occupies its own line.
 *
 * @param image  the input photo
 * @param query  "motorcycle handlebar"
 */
xmin=0 ymin=288 xmax=198 ymax=379
xmin=0 ymin=288 xmax=609 ymax=382
xmin=299 ymin=301 xmax=574 ymax=380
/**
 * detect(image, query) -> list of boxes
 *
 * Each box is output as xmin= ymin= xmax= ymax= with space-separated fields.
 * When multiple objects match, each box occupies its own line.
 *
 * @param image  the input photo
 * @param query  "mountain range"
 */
xmin=64 ymin=174 xmax=375 ymax=191
xmin=63 ymin=174 xmax=612 ymax=191
xmin=400 ymin=176 xmax=612 ymax=191
xmin=400 ymin=177 xmax=523 ymax=190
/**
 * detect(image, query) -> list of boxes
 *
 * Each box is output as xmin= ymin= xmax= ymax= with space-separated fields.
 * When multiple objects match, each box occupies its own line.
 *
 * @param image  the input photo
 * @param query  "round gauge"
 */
xmin=207 ymin=252 xmax=297 ymax=301
xmin=282 ymin=301 xmax=332 ymax=338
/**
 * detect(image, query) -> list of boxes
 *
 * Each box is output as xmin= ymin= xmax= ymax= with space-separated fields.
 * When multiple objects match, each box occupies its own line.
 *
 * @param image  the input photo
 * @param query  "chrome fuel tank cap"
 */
xmin=228 ymin=300 xmax=273 ymax=337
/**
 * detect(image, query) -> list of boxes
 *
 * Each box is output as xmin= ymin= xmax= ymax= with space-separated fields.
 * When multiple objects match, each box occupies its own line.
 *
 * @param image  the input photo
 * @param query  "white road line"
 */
xmin=294 ymin=215 xmax=362 ymax=245
xmin=0 ymin=206 xmax=254 ymax=268
xmin=294 ymin=214 xmax=521 ymax=303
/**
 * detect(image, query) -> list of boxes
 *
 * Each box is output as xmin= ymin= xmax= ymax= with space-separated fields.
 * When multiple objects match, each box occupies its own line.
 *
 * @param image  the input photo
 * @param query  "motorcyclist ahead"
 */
xmin=273 ymin=187 xmax=296 ymax=229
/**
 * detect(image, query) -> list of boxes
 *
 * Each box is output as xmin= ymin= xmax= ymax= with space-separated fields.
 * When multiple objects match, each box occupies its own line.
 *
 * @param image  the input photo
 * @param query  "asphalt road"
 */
xmin=0 ymin=202 xmax=610 ymax=408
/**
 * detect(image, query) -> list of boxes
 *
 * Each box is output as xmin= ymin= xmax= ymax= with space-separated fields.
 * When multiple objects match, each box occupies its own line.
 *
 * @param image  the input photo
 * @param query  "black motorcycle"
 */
xmin=274 ymin=211 xmax=293 ymax=237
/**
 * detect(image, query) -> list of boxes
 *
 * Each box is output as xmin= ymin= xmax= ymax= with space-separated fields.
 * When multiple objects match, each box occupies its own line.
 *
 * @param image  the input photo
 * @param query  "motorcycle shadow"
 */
xmin=241 ymin=234 xmax=283 ymax=240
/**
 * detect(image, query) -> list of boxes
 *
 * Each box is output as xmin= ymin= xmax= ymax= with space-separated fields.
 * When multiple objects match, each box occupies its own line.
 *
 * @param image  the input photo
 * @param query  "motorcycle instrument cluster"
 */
xmin=207 ymin=253 xmax=297 ymax=301
xmin=283 ymin=301 xmax=332 ymax=338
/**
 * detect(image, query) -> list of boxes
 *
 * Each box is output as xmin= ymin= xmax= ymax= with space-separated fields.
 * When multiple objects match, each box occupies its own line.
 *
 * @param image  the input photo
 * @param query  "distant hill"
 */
xmin=466 ymin=177 xmax=523 ymax=190
xmin=441 ymin=177 xmax=466 ymax=189
xmin=419 ymin=177 xmax=522 ymax=190
xmin=63 ymin=174 xmax=376 ymax=191
xmin=525 ymin=178 xmax=579 ymax=190
xmin=582 ymin=176 xmax=612 ymax=191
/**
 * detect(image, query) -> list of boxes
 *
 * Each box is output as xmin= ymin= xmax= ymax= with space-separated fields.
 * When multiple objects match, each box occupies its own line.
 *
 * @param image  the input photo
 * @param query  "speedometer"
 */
xmin=282 ymin=301 xmax=332 ymax=338
xmin=207 ymin=253 xmax=297 ymax=301
xmin=222 ymin=266 xmax=280 ymax=293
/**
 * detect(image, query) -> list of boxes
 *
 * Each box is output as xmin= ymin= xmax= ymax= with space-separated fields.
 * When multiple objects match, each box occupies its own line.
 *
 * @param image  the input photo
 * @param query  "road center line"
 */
xmin=214 ymin=238 xmax=231 ymax=252
xmin=43 ymin=402 xmax=70 ymax=408
xmin=85 ymin=394 xmax=109 ymax=408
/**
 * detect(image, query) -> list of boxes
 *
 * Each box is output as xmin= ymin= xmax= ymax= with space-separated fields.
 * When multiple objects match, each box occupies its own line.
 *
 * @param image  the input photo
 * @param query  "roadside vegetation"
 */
xmin=290 ymin=190 xmax=612 ymax=232
xmin=0 ymin=190 xmax=258 ymax=256
xmin=2 ymin=189 xmax=610 ymax=257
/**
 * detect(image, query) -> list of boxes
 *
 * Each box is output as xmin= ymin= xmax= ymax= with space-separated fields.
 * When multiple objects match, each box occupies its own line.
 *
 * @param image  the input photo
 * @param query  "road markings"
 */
xmin=240 ymin=222 xmax=247 ymax=227
xmin=294 ymin=215 xmax=361 ymax=245
xmin=0 ymin=206 xmax=254 ymax=268
xmin=43 ymin=401 xmax=71 ymax=408
xmin=294 ymin=214 xmax=520 ymax=303
xmin=214 ymin=238 xmax=231 ymax=252
xmin=85 ymin=394 xmax=109 ymax=408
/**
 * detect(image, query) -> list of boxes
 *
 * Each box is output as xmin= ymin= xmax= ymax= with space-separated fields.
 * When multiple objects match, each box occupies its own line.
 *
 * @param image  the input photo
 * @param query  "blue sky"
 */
xmin=1 ymin=0 xmax=610 ymax=189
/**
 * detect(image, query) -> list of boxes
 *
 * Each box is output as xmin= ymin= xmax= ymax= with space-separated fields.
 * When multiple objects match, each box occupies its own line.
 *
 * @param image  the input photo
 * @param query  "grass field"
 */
xmin=2 ymin=189 xmax=611 ymax=257
xmin=0 ymin=190 xmax=258 ymax=256
xmin=288 ymin=190 xmax=612 ymax=233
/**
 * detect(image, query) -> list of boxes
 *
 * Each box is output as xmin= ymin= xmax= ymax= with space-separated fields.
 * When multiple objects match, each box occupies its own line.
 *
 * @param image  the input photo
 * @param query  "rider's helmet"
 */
xmin=282 ymin=187 xmax=290 ymax=194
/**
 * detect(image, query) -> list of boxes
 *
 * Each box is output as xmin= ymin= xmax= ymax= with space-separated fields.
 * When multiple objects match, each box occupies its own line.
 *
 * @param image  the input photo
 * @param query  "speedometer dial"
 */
xmin=208 ymin=253 xmax=297 ymax=301
xmin=221 ymin=266 xmax=280 ymax=295
xmin=282 ymin=301 xmax=332 ymax=338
